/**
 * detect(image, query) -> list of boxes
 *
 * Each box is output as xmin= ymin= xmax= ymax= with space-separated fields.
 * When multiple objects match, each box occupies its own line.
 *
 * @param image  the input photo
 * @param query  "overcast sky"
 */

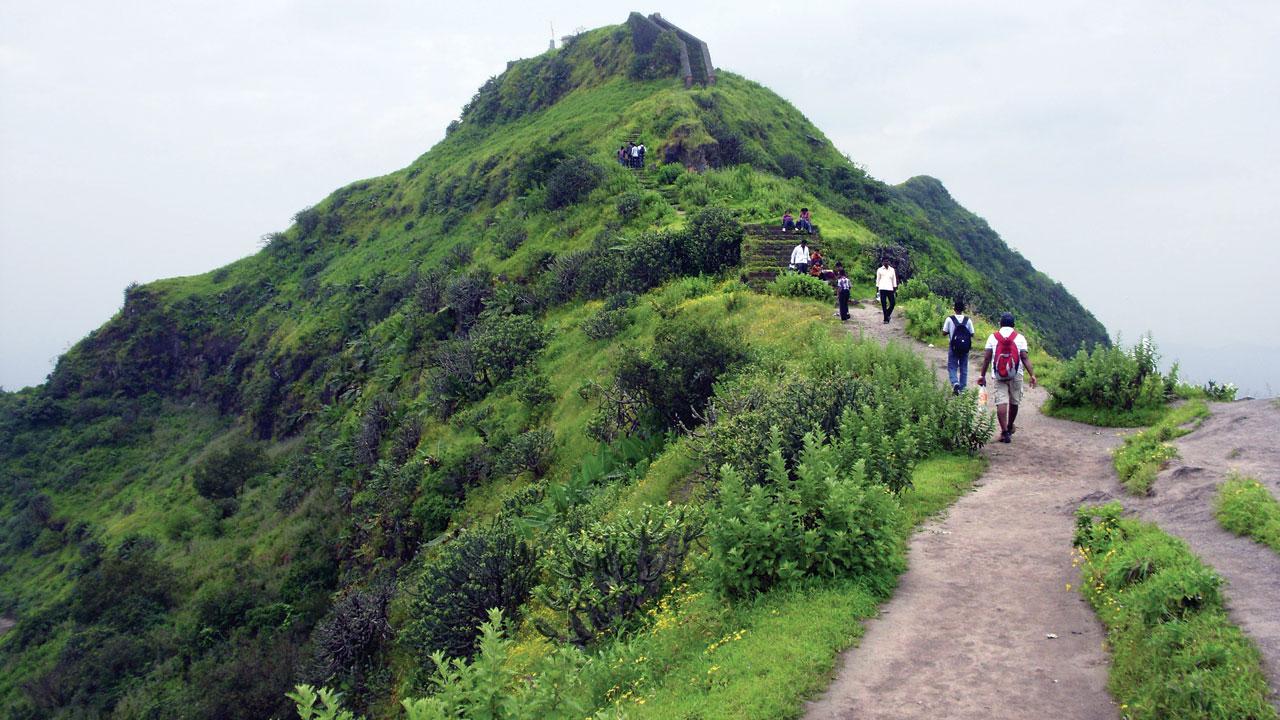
xmin=3 ymin=1 xmax=1278 ymax=395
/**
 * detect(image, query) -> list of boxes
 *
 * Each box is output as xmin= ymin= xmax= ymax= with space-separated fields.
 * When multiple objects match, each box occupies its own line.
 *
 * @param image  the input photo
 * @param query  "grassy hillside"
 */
xmin=1 ymin=14 xmax=1096 ymax=719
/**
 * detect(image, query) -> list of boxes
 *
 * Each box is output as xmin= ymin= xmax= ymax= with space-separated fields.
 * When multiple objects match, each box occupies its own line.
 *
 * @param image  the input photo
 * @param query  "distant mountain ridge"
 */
xmin=0 ymin=13 xmax=1107 ymax=718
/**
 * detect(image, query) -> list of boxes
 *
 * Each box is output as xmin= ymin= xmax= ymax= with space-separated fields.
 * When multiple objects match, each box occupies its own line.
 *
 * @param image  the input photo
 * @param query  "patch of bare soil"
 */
xmin=1125 ymin=399 xmax=1280 ymax=710
xmin=806 ymin=303 xmax=1118 ymax=720
xmin=0 ymin=615 xmax=14 ymax=636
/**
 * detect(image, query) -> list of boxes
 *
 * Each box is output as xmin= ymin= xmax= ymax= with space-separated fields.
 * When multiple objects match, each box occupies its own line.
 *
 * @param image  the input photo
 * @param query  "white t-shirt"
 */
xmin=942 ymin=314 xmax=974 ymax=339
xmin=791 ymin=244 xmax=811 ymax=265
xmin=875 ymin=266 xmax=898 ymax=291
xmin=984 ymin=327 xmax=1029 ymax=377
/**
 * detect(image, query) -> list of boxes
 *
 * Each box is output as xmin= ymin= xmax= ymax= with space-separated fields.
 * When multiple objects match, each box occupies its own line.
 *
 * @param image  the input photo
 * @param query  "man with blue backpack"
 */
xmin=941 ymin=299 xmax=975 ymax=395
xmin=977 ymin=312 xmax=1039 ymax=443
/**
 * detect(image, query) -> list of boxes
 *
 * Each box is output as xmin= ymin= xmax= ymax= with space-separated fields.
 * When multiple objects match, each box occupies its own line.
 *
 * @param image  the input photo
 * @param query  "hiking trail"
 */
xmin=806 ymin=302 xmax=1121 ymax=719
xmin=806 ymin=302 xmax=1280 ymax=716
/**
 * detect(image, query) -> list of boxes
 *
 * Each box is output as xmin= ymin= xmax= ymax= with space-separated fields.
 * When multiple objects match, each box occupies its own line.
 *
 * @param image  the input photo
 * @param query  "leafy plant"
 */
xmin=1215 ymin=473 xmax=1280 ymax=553
xmin=545 ymin=156 xmax=606 ymax=210
xmin=764 ymin=271 xmax=832 ymax=301
xmin=536 ymin=504 xmax=703 ymax=645
xmin=1050 ymin=336 xmax=1168 ymax=418
xmin=192 ymin=439 xmax=269 ymax=500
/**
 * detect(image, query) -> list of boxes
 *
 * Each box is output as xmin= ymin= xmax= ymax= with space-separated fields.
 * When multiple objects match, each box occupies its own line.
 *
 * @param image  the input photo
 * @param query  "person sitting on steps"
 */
xmin=977 ymin=312 xmax=1039 ymax=443
xmin=808 ymin=248 xmax=824 ymax=276
xmin=798 ymin=207 xmax=814 ymax=234
xmin=790 ymin=237 xmax=810 ymax=275
xmin=875 ymin=258 xmax=898 ymax=324
xmin=782 ymin=210 xmax=795 ymax=233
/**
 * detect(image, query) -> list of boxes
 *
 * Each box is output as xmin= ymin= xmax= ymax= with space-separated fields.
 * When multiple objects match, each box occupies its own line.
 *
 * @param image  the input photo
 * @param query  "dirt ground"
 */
xmin=806 ymin=302 xmax=1122 ymax=719
xmin=0 ymin=615 xmax=13 ymax=637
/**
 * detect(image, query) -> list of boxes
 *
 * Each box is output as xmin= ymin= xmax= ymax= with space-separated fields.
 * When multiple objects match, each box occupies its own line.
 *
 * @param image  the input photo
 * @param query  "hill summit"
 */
xmin=0 ymin=13 xmax=1106 ymax=719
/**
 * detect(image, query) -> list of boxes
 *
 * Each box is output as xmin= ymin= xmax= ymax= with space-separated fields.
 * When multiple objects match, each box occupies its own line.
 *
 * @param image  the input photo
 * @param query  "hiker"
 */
xmin=638 ymin=142 xmax=646 ymax=169
xmin=617 ymin=145 xmax=628 ymax=166
xmin=798 ymin=207 xmax=814 ymax=234
xmin=836 ymin=266 xmax=851 ymax=321
xmin=629 ymin=142 xmax=640 ymax=168
xmin=941 ymin=299 xmax=976 ymax=395
xmin=875 ymin=258 xmax=898 ymax=323
xmin=808 ymin=248 xmax=824 ymax=276
xmin=782 ymin=210 xmax=795 ymax=233
xmin=790 ymin=238 xmax=810 ymax=275
xmin=977 ymin=312 xmax=1039 ymax=443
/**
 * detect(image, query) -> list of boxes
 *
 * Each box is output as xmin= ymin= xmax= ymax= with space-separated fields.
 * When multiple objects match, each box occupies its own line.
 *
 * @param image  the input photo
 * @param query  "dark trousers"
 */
xmin=879 ymin=289 xmax=896 ymax=321
xmin=794 ymin=262 xmax=808 ymax=275
xmin=797 ymin=219 xmax=813 ymax=234
xmin=838 ymin=289 xmax=850 ymax=320
xmin=783 ymin=218 xmax=795 ymax=232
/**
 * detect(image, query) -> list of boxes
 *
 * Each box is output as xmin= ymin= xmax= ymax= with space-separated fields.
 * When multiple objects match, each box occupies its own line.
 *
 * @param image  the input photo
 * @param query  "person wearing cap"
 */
xmin=977 ymin=312 xmax=1038 ymax=443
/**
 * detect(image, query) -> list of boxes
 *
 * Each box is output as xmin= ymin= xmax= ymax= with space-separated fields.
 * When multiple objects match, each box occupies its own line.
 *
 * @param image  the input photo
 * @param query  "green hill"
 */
xmin=0 ymin=14 xmax=1103 ymax=719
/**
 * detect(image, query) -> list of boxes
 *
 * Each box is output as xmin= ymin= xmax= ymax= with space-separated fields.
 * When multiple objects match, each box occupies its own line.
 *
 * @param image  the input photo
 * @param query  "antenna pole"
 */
xmin=549 ymin=21 xmax=556 ymax=50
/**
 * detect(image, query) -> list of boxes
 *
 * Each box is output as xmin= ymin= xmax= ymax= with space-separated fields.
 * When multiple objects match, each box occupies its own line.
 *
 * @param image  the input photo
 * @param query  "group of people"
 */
xmin=781 ymin=208 xmax=814 ymax=234
xmin=787 ymin=237 xmax=828 ymax=278
xmin=618 ymin=141 xmax=647 ymax=169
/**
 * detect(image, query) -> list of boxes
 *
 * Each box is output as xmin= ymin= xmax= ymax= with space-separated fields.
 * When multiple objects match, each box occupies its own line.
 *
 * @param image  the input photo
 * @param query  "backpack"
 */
xmin=993 ymin=330 xmax=1020 ymax=380
xmin=948 ymin=315 xmax=973 ymax=355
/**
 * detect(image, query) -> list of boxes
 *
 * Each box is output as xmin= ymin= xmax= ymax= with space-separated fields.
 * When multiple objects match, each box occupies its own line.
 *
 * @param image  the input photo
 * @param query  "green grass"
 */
xmin=1215 ymin=474 xmax=1280 ymax=554
xmin=1112 ymin=401 xmax=1210 ymax=494
xmin=1043 ymin=402 xmax=1171 ymax=428
xmin=1073 ymin=503 xmax=1277 ymax=720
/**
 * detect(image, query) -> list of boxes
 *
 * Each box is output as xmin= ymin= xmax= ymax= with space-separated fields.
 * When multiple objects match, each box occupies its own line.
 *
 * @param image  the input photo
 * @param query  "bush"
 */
xmin=686 ymin=207 xmax=743 ymax=274
xmin=309 ymin=582 xmax=395 ymax=682
xmin=614 ymin=191 xmax=644 ymax=219
xmin=707 ymin=428 xmax=904 ymax=598
xmin=776 ymin=153 xmax=805 ymax=179
xmin=403 ymin=520 xmax=537 ymax=660
xmin=655 ymin=163 xmax=683 ymax=185
xmin=580 ymin=307 xmax=629 ymax=341
xmin=764 ymin=271 xmax=832 ymax=301
xmin=495 ymin=428 xmax=555 ymax=478
xmin=470 ymin=311 xmax=548 ymax=385
xmin=628 ymin=29 xmax=683 ymax=80
xmin=894 ymin=277 xmax=930 ymax=302
xmin=192 ymin=439 xmax=269 ymax=500
xmin=544 ymin=157 xmax=606 ymax=210
xmin=1051 ymin=336 xmax=1168 ymax=416
xmin=1073 ymin=503 xmax=1277 ymax=719
xmin=535 ymin=504 xmax=703 ymax=645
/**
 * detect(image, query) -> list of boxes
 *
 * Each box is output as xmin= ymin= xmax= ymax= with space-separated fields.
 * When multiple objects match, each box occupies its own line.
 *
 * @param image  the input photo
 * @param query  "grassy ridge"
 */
xmin=1073 ymin=503 xmax=1277 ymax=720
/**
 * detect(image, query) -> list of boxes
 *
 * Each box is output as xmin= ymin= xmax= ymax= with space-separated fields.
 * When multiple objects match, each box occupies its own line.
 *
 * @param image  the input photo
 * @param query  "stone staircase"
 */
xmin=739 ymin=223 xmax=821 ymax=290
xmin=622 ymin=134 xmax=685 ymax=216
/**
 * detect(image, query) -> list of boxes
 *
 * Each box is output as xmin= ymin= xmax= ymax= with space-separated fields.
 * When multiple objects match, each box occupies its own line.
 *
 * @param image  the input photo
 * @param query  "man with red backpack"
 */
xmin=977 ymin=312 xmax=1038 ymax=443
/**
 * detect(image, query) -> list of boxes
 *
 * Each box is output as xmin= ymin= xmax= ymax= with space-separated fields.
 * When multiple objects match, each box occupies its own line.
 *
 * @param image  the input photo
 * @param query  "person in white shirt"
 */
xmin=790 ymin=238 xmax=810 ymax=275
xmin=977 ymin=312 xmax=1039 ymax=443
xmin=875 ymin=259 xmax=898 ymax=323
xmin=941 ymin=299 xmax=976 ymax=395
xmin=836 ymin=265 xmax=852 ymax=321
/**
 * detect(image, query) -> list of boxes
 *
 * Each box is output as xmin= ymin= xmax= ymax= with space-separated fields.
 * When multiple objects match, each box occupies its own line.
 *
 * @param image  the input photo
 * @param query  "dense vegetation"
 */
xmin=2 ymin=15 xmax=1094 ymax=719
xmin=1073 ymin=503 xmax=1277 ymax=719
xmin=1215 ymin=474 xmax=1280 ymax=554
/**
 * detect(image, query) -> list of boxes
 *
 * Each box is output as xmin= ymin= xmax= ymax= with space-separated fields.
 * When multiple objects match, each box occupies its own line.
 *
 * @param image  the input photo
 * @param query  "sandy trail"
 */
xmin=805 ymin=302 xmax=1119 ymax=720
xmin=1124 ymin=398 xmax=1280 ymax=709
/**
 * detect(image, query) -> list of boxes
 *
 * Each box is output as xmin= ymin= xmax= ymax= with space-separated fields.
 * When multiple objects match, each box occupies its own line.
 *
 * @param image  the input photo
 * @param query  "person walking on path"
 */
xmin=875 ymin=259 xmax=898 ymax=323
xmin=942 ymin=299 xmax=976 ymax=395
xmin=836 ymin=266 xmax=851 ymax=321
xmin=790 ymin=238 xmax=810 ymax=275
xmin=977 ymin=312 xmax=1038 ymax=443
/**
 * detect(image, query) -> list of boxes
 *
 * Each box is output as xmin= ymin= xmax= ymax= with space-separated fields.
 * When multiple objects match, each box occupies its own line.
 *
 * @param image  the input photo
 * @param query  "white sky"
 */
xmin=3 ymin=1 xmax=1278 ymax=394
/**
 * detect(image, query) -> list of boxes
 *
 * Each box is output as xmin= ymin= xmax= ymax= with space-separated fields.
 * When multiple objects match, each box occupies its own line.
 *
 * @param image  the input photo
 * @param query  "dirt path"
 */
xmin=0 ymin=615 xmax=14 ymax=637
xmin=805 ymin=302 xmax=1119 ymax=720
xmin=1125 ymin=399 xmax=1280 ymax=709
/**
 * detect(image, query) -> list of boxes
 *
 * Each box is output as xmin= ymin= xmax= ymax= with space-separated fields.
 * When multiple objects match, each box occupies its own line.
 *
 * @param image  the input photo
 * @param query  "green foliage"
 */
xmin=403 ymin=519 xmax=538 ymax=661
xmin=763 ymin=271 xmax=832 ymax=301
xmin=580 ymin=307 xmax=629 ymax=341
xmin=495 ymin=427 xmax=555 ymax=478
xmin=471 ymin=311 xmax=549 ymax=385
xmin=899 ymin=293 xmax=949 ymax=343
xmin=1215 ymin=474 xmax=1280 ymax=554
xmin=655 ymin=162 xmax=683 ymax=185
xmin=544 ymin=156 xmax=606 ymax=210
xmin=536 ymin=504 xmax=703 ymax=645
xmin=628 ymin=29 xmax=682 ymax=80
xmin=1200 ymin=380 xmax=1238 ymax=401
xmin=707 ymin=429 xmax=904 ymax=598
xmin=685 ymin=207 xmax=744 ymax=273
xmin=1073 ymin=503 xmax=1277 ymax=720
xmin=289 ymin=684 xmax=358 ymax=720
xmin=1049 ymin=336 xmax=1169 ymax=423
xmin=1112 ymin=401 xmax=1209 ymax=494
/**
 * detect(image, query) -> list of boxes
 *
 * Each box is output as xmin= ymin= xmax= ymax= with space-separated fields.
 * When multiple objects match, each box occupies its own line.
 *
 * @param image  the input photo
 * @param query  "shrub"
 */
xmin=470 ymin=311 xmax=548 ymax=385
xmin=1200 ymin=380 xmax=1237 ymax=401
xmin=707 ymin=428 xmax=904 ymax=599
xmin=403 ymin=519 xmax=537 ymax=660
xmin=309 ymin=582 xmax=395 ymax=681
xmin=614 ymin=191 xmax=644 ymax=219
xmin=764 ymin=271 xmax=832 ymax=301
xmin=1073 ymin=503 xmax=1277 ymax=719
xmin=544 ymin=157 xmax=606 ymax=210
xmin=1051 ymin=336 xmax=1168 ymax=416
xmin=495 ymin=428 xmax=555 ymax=478
xmin=899 ymin=293 xmax=950 ymax=343
xmin=580 ymin=307 xmax=629 ymax=340
xmin=894 ymin=277 xmax=930 ymax=302
xmin=443 ymin=271 xmax=492 ymax=333
xmin=536 ymin=504 xmax=703 ymax=645
xmin=628 ymin=29 xmax=682 ymax=80
xmin=655 ymin=163 xmax=683 ymax=185
xmin=192 ymin=439 xmax=269 ymax=500
xmin=776 ymin=153 xmax=805 ymax=179
xmin=686 ymin=207 xmax=743 ymax=274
